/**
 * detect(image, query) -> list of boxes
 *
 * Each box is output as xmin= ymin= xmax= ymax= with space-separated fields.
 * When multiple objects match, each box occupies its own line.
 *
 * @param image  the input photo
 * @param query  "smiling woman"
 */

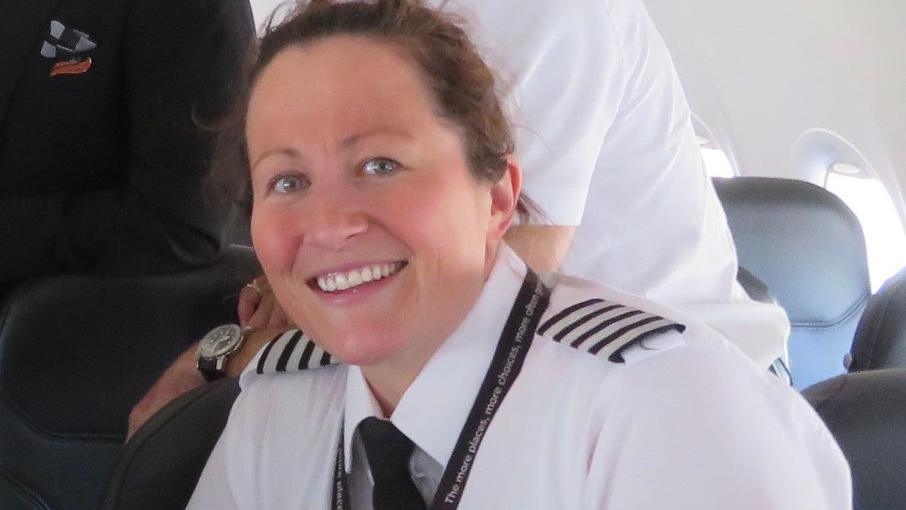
xmin=189 ymin=1 xmax=852 ymax=509
xmin=246 ymin=33 xmax=520 ymax=410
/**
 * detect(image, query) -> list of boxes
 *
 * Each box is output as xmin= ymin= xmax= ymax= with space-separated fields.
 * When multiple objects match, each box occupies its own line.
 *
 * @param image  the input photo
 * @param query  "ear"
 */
xmin=485 ymin=155 xmax=522 ymax=252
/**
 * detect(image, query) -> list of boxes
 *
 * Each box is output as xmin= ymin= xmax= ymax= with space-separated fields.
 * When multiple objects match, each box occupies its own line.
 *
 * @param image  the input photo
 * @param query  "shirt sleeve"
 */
xmin=584 ymin=344 xmax=852 ymax=509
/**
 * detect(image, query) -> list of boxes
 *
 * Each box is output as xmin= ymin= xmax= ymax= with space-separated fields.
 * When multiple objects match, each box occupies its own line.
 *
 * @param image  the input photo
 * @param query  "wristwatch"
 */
xmin=196 ymin=324 xmax=246 ymax=382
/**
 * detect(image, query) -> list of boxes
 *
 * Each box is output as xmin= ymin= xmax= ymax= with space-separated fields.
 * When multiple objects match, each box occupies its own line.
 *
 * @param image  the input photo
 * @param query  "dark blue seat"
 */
xmin=713 ymin=177 xmax=871 ymax=388
xmin=803 ymin=369 xmax=906 ymax=510
xmin=848 ymin=267 xmax=906 ymax=371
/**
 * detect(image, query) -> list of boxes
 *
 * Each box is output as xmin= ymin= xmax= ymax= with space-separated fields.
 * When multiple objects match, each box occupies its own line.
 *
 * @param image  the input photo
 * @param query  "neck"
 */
xmin=362 ymin=254 xmax=502 ymax=416
xmin=359 ymin=290 xmax=479 ymax=416
xmin=361 ymin=362 xmax=419 ymax=417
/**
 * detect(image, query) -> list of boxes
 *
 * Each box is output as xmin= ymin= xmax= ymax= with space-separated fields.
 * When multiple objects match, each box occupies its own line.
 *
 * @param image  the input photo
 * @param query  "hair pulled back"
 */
xmin=214 ymin=0 xmax=522 ymax=217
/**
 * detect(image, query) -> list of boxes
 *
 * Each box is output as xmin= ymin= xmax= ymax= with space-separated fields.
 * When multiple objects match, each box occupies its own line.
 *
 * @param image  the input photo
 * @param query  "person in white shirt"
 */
xmin=189 ymin=1 xmax=849 ymax=508
xmin=425 ymin=0 xmax=789 ymax=368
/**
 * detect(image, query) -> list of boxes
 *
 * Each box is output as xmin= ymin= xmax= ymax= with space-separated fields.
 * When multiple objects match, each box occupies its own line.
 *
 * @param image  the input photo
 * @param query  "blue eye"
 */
xmin=271 ymin=174 xmax=308 ymax=194
xmin=362 ymin=158 xmax=399 ymax=176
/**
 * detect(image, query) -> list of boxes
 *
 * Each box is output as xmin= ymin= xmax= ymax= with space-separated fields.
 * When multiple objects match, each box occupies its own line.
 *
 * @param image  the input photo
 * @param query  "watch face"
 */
xmin=200 ymin=324 xmax=242 ymax=358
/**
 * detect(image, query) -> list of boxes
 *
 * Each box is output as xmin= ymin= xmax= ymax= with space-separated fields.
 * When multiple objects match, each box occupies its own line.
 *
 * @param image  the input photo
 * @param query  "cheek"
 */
xmin=401 ymin=180 xmax=490 ymax=265
xmin=250 ymin=205 xmax=300 ymax=276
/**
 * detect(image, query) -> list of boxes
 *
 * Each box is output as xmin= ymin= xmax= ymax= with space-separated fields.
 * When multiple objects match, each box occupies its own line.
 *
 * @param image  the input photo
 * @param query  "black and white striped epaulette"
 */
xmin=537 ymin=297 xmax=686 ymax=363
xmin=254 ymin=329 xmax=340 ymax=375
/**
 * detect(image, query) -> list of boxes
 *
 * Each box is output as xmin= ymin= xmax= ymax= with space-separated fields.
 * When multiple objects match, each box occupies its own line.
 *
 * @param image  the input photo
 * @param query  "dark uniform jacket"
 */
xmin=0 ymin=0 xmax=254 ymax=283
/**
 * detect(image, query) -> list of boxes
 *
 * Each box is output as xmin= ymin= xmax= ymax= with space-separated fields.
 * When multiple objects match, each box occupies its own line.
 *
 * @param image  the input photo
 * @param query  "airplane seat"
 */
xmin=0 ymin=246 xmax=259 ymax=510
xmin=848 ymin=266 xmax=906 ymax=371
xmin=803 ymin=369 xmax=906 ymax=510
xmin=101 ymin=377 xmax=239 ymax=510
xmin=712 ymin=177 xmax=871 ymax=389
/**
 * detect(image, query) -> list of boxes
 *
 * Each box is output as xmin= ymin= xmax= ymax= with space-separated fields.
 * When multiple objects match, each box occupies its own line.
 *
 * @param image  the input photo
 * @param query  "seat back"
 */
xmin=849 ymin=267 xmax=906 ymax=371
xmin=803 ymin=369 xmax=906 ymax=510
xmin=0 ymin=246 xmax=259 ymax=510
xmin=713 ymin=177 xmax=871 ymax=388
xmin=101 ymin=378 xmax=239 ymax=510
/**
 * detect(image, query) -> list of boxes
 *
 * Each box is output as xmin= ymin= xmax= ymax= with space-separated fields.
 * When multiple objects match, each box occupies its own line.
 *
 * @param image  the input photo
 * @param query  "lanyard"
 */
xmin=331 ymin=270 xmax=550 ymax=510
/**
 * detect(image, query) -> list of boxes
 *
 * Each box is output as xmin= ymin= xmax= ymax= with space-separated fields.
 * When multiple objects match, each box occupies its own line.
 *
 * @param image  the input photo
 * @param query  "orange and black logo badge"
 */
xmin=41 ymin=20 xmax=97 ymax=77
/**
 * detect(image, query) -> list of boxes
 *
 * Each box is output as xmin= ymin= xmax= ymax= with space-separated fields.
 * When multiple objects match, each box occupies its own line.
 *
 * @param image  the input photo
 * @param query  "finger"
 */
xmin=126 ymin=407 xmax=142 ymax=442
xmin=237 ymin=286 xmax=262 ymax=326
xmin=127 ymin=393 xmax=155 ymax=442
xmin=253 ymin=275 xmax=272 ymax=293
xmin=248 ymin=294 xmax=274 ymax=330
xmin=267 ymin=300 xmax=291 ymax=329
xmin=126 ymin=348 xmax=204 ymax=442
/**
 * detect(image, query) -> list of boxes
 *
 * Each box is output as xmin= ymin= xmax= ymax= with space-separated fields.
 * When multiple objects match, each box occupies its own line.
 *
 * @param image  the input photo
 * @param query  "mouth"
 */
xmin=308 ymin=261 xmax=408 ymax=293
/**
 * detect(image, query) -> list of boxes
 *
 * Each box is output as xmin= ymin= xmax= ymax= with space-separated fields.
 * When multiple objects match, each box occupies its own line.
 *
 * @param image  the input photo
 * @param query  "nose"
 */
xmin=302 ymin=186 xmax=370 ymax=251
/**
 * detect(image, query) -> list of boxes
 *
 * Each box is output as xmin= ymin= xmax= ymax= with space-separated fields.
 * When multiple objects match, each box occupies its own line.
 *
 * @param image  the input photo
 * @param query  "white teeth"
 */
xmin=316 ymin=262 xmax=403 ymax=293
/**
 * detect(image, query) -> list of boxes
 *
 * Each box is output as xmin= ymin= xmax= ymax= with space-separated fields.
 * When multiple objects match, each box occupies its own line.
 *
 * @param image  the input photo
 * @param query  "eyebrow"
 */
xmin=250 ymin=127 xmax=415 ymax=170
xmin=250 ymin=148 xmax=304 ymax=172
xmin=340 ymin=127 xmax=414 ymax=148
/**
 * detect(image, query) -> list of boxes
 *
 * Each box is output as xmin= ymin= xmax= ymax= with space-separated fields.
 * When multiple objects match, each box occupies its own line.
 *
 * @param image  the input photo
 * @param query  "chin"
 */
xmin=323 ymin=330 xmax=408 ymax=368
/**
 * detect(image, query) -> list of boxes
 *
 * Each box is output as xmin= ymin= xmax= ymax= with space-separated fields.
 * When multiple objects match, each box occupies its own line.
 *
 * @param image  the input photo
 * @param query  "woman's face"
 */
xmin=247 ymin=35 xmax=518 ymax=368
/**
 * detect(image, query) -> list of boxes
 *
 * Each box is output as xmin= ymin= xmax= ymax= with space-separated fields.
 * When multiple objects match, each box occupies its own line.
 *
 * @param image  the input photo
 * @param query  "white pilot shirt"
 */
xmin=189 ymin=246 xmax=850 ymax=509
xmin=431 ymin=0 xmax=790 ymax=368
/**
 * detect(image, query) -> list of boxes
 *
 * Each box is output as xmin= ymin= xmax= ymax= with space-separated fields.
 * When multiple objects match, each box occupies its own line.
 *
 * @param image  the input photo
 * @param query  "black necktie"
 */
xmin=357 ymin=417 xmax=427 ymax=510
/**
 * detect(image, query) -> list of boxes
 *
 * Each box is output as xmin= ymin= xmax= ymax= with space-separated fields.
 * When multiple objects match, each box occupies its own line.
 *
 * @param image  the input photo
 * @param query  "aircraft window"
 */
xmin=698 ymin=137 xmax=736 ymax=178
xmin=824 ymin=164 xmax=906 ymax=291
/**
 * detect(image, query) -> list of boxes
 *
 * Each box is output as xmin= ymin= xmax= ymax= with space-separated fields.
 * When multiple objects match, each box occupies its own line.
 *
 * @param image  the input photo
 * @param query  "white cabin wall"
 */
xmin=643 ymin=0 xmax=906 ymax=219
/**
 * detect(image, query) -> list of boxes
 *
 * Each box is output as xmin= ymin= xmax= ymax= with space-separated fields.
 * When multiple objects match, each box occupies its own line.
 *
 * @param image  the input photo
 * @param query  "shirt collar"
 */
xmin=343 ymin=365 xmax=385 ymax=472
xmin=389 ymin=244 xmax=526 ymax=468
xmin=342 ymin=244 xmax=527 ymax=472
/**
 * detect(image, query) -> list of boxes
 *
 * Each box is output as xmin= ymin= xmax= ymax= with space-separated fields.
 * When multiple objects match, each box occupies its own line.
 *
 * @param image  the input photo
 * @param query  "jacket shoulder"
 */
xmin=538 ymin=274 xmax=687 ymax=363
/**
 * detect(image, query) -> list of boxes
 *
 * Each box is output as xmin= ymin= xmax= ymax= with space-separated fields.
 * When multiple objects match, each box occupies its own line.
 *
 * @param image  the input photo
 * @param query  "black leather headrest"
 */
xmin=849 ymin=268 xmax=906 ymax=371
xmin=803 ymin=369 xmax=906 ymax=510
xmin=0 ymin=246 xmax=257 ymax=438
xmin=713 ymin=177 xmax=869 ymax=326
xmin=0 ymin=246 xmax=259 ymax=510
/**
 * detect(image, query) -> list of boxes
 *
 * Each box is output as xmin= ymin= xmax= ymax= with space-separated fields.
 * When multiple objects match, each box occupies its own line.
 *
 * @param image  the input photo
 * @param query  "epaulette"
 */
xmin=255 ymin=329 xmax=340 ymax=374
xmin=537 ymin=297 xmax=685 ymax=362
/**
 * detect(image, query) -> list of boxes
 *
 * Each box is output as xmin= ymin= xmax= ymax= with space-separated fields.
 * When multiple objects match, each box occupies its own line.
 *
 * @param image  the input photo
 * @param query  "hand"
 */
xmin=504 ymin=224 xmax=576 ymax=273
xmin=238 ymin=275 xmax=294 ymax=329
xmin=127 ymin=345 xmax=203 ymax=441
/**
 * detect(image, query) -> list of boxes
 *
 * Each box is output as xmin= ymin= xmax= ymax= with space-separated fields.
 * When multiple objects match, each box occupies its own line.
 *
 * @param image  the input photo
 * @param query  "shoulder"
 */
xmin=538 ymin=281 xmax=850 ymax=506
xmin=581 ymin=342 xmax=851 ymax=508
xmin=537 ymin=273 xmax=728 ymax=365
xmin=523 ymin=274 xmax=739 ymax=414
xmin=241 ymin=330 xmax=340 ymax=383
xmin=236 ymin=330 xmax=346 ymax=418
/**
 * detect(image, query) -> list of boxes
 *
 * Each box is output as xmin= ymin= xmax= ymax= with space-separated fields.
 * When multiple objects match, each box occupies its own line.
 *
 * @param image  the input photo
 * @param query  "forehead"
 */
xmin=246 ymin=35 xmax=441 ymax=146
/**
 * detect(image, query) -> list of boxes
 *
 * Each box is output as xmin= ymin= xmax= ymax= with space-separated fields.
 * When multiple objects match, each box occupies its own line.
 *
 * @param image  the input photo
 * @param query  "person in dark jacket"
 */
xmin=0 ymin=0 xmax=255 ymax=288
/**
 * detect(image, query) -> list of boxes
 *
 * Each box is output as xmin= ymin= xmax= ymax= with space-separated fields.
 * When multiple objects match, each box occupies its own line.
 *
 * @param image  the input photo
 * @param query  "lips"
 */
xmin=311 ymin=261 xmax=406 ymax=292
